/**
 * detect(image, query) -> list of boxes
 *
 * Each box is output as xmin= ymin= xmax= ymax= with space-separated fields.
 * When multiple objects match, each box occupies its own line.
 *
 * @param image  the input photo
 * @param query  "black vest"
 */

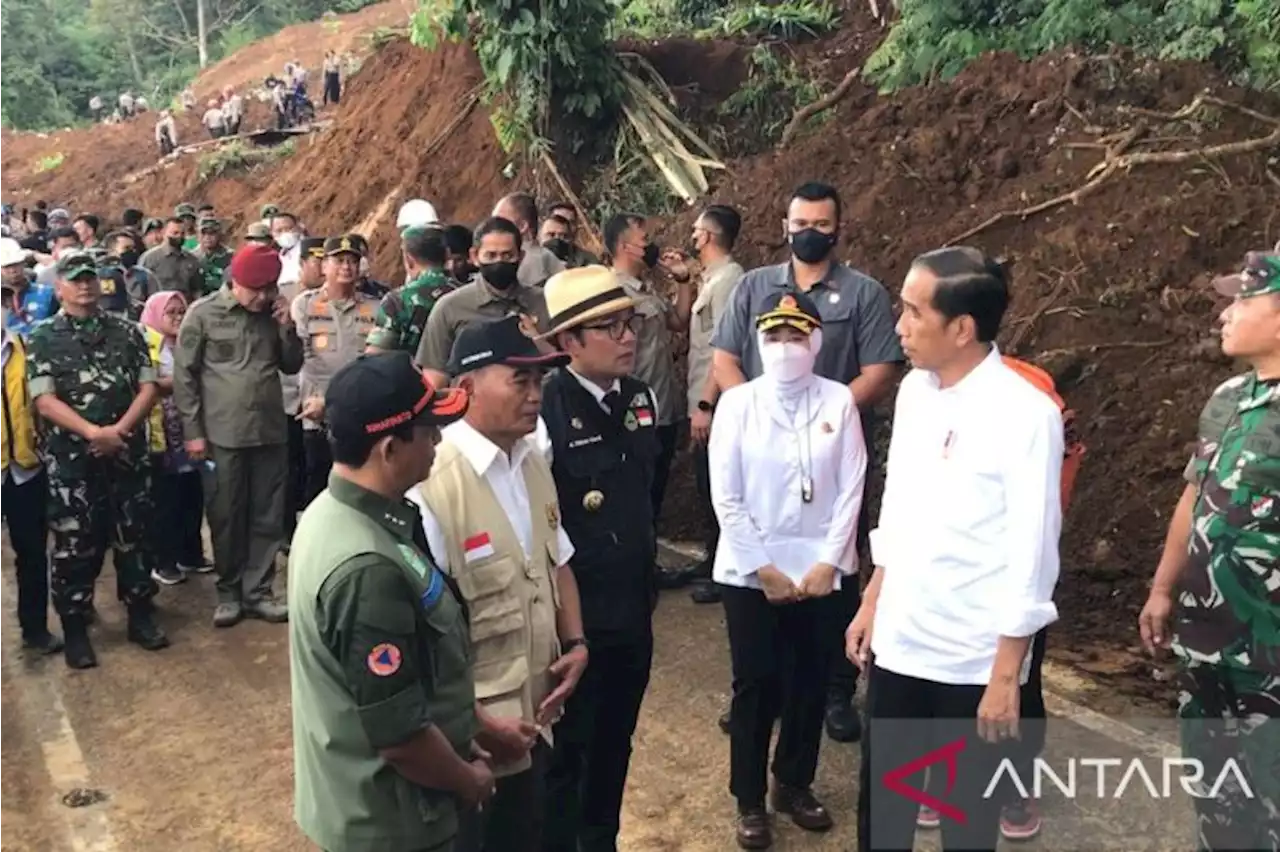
xmin=542 ymin=369 xmax=659 ymax=642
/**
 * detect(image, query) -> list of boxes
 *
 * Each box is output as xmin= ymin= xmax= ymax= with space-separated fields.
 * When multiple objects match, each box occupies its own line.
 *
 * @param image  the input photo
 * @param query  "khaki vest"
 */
xmin=419 ymin=440 xmax=563 ymax=777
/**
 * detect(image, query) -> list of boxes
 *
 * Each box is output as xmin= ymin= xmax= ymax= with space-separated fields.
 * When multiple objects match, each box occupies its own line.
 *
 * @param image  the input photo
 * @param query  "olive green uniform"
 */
xmin=173 ymin=287 xmax=304 ymax=605
xmin=414 ymin=279 xmax=549 ymax=375
xmin=290 ymin=473 xmax=478 ymax=852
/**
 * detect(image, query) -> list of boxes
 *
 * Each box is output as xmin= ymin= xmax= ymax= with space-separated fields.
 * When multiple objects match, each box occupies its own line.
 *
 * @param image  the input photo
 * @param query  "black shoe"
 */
xmin=690 ymin=580 xmax=721 ymax=604
xmin=771 ymin=785 xmax=834 ymax=832
xmin=61 ymin=616 xmax=98 ymax=669
xmin=151 ymin=565 xmax=187 ymax=586
xmin=22 ymin=631 xmax=65 ymax=655
xmin=736 ymin=805 xmax=772 ymax=849
xmin=126 ymin=604 xmax=171 ymax=651
xmin=824 ymin=694 xmax=862 ymax=743
xmin=656 ymin=564 xmax=699 ymax=590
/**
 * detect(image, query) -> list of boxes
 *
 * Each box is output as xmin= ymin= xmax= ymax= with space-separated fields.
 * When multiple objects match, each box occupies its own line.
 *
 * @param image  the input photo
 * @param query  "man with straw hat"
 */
xmin=537 ymin=265 xmax=659 ymax=852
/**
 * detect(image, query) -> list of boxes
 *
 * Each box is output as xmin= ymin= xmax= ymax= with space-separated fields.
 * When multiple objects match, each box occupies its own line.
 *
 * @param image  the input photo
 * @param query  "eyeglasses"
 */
xmin=580 ymin=314 xmax=641 ymax=341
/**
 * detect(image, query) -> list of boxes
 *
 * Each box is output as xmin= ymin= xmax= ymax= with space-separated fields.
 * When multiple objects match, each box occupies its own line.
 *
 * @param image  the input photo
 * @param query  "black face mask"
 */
xmin=789 ymin=228 xmax=837 ymax=264
xmin=480 ymin=261 xmax=519 ymax=290
xmin=167 ymin=235 xmax=184 ymax=249
xmin=119 ymin=249 xmax=140 ymax=269
xmin=543 ymin=238 xmax=571 ymax=262
xmin=642 ymin=243 xmax=660 ymax=269
xmin=452 ymin=262 xmax=478 ymax=284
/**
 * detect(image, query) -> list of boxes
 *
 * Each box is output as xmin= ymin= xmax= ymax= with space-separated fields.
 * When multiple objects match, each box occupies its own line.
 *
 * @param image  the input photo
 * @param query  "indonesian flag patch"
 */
xmin=635 ymin=408 xmax=654 ymax=427
xmin=464 ymin=532 xmax=495 ymax=562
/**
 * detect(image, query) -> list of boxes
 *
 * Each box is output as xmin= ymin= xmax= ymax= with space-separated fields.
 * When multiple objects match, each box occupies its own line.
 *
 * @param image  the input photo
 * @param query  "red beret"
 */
xmin=230 ymin=243 xmax=282 ymax=290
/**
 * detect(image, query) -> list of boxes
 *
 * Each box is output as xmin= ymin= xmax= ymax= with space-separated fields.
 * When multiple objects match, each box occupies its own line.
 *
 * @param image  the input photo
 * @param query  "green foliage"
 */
xmin=2 ymin=0 xmax=384 ymax=131
xmin=614 ymin=0 xmax=838 ymax=40
xmin=865 ymin=0 xmax=1280 ymax=91
xmin=715 ymin=1 xmax=839 ymax=38
xmin=35 ymin=153 xmax=66 ymax=173
xmin=718 ymin=44 xmax=821 ymax=147
xmin=412 ymin=0 xmax=623 ymax=153
xmin=197 ymin=139 xmax=296 ymax=181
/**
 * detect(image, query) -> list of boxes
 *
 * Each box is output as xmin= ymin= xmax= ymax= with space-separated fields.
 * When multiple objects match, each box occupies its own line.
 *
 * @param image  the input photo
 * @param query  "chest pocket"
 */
xmin=1238 ymin=431 xmax=1280 ymax=492
xmin=816 ymin=291 xmax=855 ymax=330
xmin=205 ymin=325 xmax=243 ymax=364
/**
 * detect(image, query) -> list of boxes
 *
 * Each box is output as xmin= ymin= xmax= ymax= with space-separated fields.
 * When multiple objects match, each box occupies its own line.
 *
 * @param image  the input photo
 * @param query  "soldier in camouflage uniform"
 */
xmin=192 ymin=218 xmax=233 ymax=297
xmin=1140 ymin=250 xmax=1280 ymax=852
xmin=26 ymin=251 xmax=167 ymax=670
xmin=365 ymin=226 xmax=454 ymax=356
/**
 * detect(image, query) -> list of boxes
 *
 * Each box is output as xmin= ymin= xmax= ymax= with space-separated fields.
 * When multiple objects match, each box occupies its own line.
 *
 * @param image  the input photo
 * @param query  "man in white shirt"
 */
xmin=407 ymin=315 xmax=587 ymax=852
xmin=271 ymin=212 xmax=303 ymax=286
xmin=847 ymin=246 xmax=1063 ymax=852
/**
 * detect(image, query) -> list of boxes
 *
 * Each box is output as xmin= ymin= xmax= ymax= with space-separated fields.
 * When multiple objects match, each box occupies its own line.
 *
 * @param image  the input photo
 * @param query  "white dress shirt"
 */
xmin=870 ymin=346 xmax=1063 ymax=686
xmin=407 ymin=420 xmax=574 ymax=571
xmin=709 ymin=375 xmax=866 ymax=591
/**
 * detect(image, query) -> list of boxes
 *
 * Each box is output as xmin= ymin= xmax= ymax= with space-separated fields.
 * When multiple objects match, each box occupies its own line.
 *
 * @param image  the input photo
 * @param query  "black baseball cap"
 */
xmin=324 ymin=234 xmax=364 ymax=257
xmin=301 ymin=237 xmax=326 ymax=259
xmin=447 ymin=315 xmax=569 ymax=377
xmin=326 ymin=351 xmax=469 ymax=443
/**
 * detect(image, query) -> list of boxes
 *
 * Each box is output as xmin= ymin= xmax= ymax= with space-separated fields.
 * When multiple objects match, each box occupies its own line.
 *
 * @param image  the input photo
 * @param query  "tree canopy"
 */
xmin=1 ymin=0 xmax=379 ymax=130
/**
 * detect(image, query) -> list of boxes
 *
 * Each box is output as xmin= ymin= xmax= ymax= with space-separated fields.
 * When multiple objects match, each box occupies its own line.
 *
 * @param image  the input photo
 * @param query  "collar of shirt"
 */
xmin=442 ymin=418 xmax=537 ymax=478
xmin=782 ymin=260 xmax=835 ymax=294
xmin=566 ymin=366 xmax=620 ymax=411
xmin=327 ymin=472 xmax=420 ymax=544
xmin=217 ymin=287 xmax=246 ymax=312
xmin=476 ymin=277 xmax=531 ymax=308
xmin=921 ymin=344 xmax=1004 ymax=395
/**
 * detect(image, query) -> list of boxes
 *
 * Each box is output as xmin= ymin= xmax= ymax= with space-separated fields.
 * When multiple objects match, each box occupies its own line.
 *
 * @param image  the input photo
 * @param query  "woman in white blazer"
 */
xmin=708 ymin=289 xmax=868 ymax=849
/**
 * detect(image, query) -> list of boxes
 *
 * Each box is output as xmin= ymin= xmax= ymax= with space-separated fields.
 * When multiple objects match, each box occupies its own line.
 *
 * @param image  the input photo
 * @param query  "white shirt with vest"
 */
xmin=708 ymin=372 xmax=867 ymax=592
xmin=870 ymin=346 xmax=1063 ymax=686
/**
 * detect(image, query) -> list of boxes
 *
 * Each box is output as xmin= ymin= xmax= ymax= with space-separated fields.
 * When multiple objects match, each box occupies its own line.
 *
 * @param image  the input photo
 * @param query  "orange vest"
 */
xmin=1002 ymin=356 xmax=1086 ymax=513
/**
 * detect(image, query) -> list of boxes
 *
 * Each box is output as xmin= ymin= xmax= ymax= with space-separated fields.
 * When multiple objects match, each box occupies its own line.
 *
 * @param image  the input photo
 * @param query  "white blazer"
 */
xmin=709 ymin=375 xmax=867 ymax=591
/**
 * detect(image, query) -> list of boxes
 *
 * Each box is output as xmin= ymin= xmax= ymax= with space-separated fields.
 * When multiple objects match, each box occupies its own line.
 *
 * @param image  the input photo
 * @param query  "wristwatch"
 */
xmin=696 ymin=400 xmax=714 ymax=413
xmin=563 ymin=637 xmax=589 ymax=652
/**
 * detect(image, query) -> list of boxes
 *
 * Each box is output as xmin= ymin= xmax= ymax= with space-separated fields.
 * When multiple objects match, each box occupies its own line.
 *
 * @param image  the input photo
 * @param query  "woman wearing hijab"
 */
xmin=709 ymin=289 xmax=868 ymax=849
xmin=141 ymin=291 xmax=211 ymax=586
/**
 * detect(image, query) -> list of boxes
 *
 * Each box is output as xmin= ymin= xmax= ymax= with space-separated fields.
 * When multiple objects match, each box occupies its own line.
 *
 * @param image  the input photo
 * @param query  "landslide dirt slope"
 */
xmin=0 ymin=0 xmax=410 ymax=206
xmin=657 ymin=46 xmax=1279 ymax=700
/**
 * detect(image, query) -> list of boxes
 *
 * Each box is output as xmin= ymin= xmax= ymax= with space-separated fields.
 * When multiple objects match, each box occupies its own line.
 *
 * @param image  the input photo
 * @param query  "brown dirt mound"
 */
xmin=656 ymin=47 xmax=1279 ymax=705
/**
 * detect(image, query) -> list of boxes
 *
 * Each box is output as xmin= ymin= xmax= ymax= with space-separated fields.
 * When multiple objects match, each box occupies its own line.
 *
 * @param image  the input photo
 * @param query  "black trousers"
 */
xmin=857 ymin=664 xmax=1011 ymax=852
xmin=691 ymin=435 xmax=718 ymax=564
xmin=302 ymin=428 xmax=332 ymax=508
xmin=457 ymin=740 xmax=547 ymax=852
xmin=544 ymin=634 xmax=653 ymax=852
xmin=2 ymin=470 xmax=52 ymax=640
xmin=650 ymin=423 xmax=678 ymax=521
xmin=323 ymin=72 xmax=341 ymax=105
xmin=284 ymin=417 xmax=306 ymax=540
xmin=722 ymin=584 xmax=836 ymax=807
xmin=149 ymin=464 xmax=205 ymax=569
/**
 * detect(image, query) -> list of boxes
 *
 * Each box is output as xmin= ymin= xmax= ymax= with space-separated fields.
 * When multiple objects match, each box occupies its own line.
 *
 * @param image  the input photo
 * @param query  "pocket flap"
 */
xmin=474 ymin=654 xmax=530 ymax=700
xmin=459 ymin=557 xmax=517 ymax=600
xmin=470 ymin=597 xmax=525 ymax=642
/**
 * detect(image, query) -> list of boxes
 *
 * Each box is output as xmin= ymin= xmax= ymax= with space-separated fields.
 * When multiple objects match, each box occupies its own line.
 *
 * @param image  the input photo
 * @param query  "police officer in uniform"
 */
xmin=26 ymin=251 xmax=166 ymax=668
xmin=293 ymin=234 xmax=382 ymax=503
xmin=282 ymin=236 xmax=326 ymax=543
xmin=538 ymin=266 xmax=659 ymax=852
xmin=291 ymin=351 xmax=527 ymax=852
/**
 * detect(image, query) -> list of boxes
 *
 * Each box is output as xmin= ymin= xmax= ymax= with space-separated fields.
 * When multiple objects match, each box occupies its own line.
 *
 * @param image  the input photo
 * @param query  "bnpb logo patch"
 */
xmin=367 ymin=643 xmax=402 ymax=677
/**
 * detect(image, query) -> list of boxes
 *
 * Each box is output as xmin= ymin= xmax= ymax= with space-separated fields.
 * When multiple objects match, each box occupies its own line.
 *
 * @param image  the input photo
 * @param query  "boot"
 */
xmin=61 ymin=615 xmax=98 ymax=670
xmin=127 ymin=601 xmax=171 ymax=651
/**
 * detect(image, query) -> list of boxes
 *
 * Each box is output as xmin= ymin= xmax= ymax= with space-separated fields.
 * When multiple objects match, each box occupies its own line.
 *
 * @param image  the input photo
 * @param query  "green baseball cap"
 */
xmin=261 ymin=203 xmax=280 ymax=219
xmin=174 ymin=203 xmax=197 ymax=218
xmin=198 ymin=217 xmax=222 ymax=233
xmin=1213 ymin=251 xmax=1280 ymax=299
xmin=56 ymin=251 xmax=98 ymax=280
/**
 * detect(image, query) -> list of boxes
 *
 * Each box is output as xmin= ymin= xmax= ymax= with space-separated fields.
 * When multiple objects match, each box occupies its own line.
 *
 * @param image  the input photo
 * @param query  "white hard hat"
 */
xmin=396 ymin=199 xmax=440 ymax=230
xmin=0 ymin=237 xmax=27 ymax=268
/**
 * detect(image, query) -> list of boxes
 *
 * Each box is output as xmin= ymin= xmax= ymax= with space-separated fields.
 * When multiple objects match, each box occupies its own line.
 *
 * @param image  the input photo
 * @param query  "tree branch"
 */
xmin=778 ymin=68 xmax=860 ymax=149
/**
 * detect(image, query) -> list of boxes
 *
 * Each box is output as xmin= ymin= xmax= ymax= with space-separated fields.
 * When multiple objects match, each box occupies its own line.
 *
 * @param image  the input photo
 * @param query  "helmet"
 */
xmin=396 ymin=199 xmax=440 ymax=230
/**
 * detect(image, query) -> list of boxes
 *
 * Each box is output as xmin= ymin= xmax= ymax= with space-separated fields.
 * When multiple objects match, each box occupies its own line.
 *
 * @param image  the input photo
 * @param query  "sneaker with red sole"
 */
xmin=917 ymin=806 xmax=940 ymax=829
xmin=1000 ymin=799 xmax=1042 ymax=841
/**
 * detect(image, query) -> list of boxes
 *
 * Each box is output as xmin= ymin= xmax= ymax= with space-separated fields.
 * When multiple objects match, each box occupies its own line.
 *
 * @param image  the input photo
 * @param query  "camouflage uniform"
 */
xmin=192 ymin=244 xmax=233 ymax=297
xmin=26 ymin=310 xmax=159 ymax=616
xmin=365 ymin=267 xmax=453 ymax=354
xmin=1172 ymin=251 xmax=1280 ymax=852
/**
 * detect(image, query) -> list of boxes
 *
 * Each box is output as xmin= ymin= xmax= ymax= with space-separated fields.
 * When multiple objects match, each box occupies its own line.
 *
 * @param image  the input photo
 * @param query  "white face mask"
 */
xmin=275 ymin=231 xmax=299 ymax=250
xmin=359 ymin=256 xmax=370 ymax=277
xmin=759 ymin=340 xmax=815 ymax=382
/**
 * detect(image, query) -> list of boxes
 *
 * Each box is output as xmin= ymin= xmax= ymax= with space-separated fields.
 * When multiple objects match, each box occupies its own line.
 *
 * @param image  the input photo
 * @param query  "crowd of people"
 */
xmin=0 ymin=182 xmax=1276 ymax=852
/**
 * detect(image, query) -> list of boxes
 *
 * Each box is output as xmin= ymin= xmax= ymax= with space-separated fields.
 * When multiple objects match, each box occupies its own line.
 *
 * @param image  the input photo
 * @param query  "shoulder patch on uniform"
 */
xmin=366 ymin=643 xmax=402 ymax=676
xmin=420 ymin=564 xmax=445 ymax=609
